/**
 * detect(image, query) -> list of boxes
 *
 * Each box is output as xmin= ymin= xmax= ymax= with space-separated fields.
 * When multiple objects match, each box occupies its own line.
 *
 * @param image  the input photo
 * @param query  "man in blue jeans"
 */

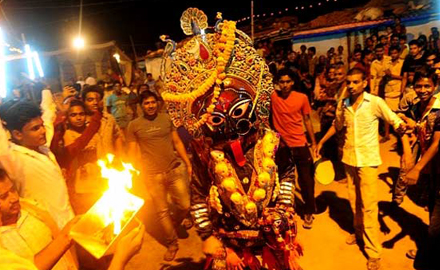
xmin=127 ymin=91 xmax=192 ymax=261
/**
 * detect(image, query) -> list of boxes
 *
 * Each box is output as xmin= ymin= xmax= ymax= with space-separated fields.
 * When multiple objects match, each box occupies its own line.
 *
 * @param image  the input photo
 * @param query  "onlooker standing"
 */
xmin=393 ymin=69 xmax=439 ymax=207
xmin=398 ymin=70 xmax=440 ymax=269
xmin=271 ymin=68 xmax=317 ymax=229
xmin=428 ymin=27 xmax=440 ymax=52
xmin=298 ymin=45 xmax=309 ymax=72
xmin=366 ymin=37 xmax=375 ymax=52
xmin=401 ymin=40 xmax=426 ymax=94
xmin=126 ymin=91 xmax=192 ymax=261
xmin=106 ymin=82 xmax=129 ymax=131
xmin=393 ymin=17 xmax=406 ymax=36
xmin=354 ymin=49 xmax=374 ymax=86
xmin=350 ymin=49 xmax=363 ymax=70
xmin=316 ymin=68 xmax=405 ymax=270
xmin=390 ymin=34 xmax=400 ymax=48
xmin=0 ymin=90 xmax=74 ymax=229
xmin=382 ymin=46 xmax=404 ymax=141
xmin=308 ymin=47 xmax=318 ymax=76
xmin=127 ymin=87 xmax=139 ymax=120
xmin=51 ymin=100 xmax=104 ymax=214
xmin=379 ymin=35 xmax=390 ymax=55
xmin=425 ymin=50 xmax=437 ymax=68
xmin=399 ymin=34 xmax=409 ymax=60
xmin=82 ymin=85 xmax=125 ymax=159
xmin=145 ymin=73 xmax=157 ymax=94
xmin=405 ymin=107 xmax=440 ymax=270
xmin=370 ymin=44 xmax=391 ymax=97
xmin=284 ymin=51 xmax=299 ymax=73
xmin=335 ymin=45 xmax=345 ymax=64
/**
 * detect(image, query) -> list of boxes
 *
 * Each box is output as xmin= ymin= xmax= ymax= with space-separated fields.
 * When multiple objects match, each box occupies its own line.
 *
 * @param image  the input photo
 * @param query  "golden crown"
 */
xmin=161 ymin=8 xmax=274 ymax=135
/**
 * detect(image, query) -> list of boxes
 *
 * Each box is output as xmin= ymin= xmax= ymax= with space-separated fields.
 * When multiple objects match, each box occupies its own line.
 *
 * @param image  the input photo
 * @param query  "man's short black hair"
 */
xmin=414 ymin=66 xmax=438 ymax=86
xmin=425 ymin=50 xmax=437 ymax=58
xmin=409 ymin=40 xmax=420 ymax=47
xmin=308 ymin=47 xmax=316 ymax=54
xmin=354 ymin=48 xmax=362 ymax=55
xmin=138 ymin=90 xmax=159 ymax=105
xmin=389 ymin=46 xmax=400 ymax=53
xmin=276 ymin=68 xmax=300 ymax=85
xmin=82 ymin=85 xmax=104 ymax=101
xmin=1 ymin=101 xmax=42 ymax=131
xmin=399 ymin=34 xmax=407 ymax=41
xmin=137 ymin=84 xmax=149 ymax=92
xmin=362 ymin=49 xmax=373 ymax=60
xmin=347 ymin=67 xmax=367 ymax=80
xmin=375 ymin=44 xmax=384 ymax=50
xmin=300 ymin=45 xmax=307 ymax=50
xmin=69 ymin=99 xmax=86 ymax=111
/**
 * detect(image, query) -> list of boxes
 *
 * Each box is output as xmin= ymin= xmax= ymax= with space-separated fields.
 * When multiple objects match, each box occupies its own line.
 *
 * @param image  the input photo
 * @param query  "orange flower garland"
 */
xmin=163 ymin=20 xmax=236 ymax=129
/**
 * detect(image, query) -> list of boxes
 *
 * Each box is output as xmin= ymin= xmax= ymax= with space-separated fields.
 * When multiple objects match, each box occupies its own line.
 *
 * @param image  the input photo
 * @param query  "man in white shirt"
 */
xmin=0 ymin=168 xmax=146 ymax=270
xmin=0 ymin=89 xmax=74 ymax=229
xmin=0 ymin=169 xmax=78 ymax=270
xmin=316 ymin=68 xmax=405 ymax=270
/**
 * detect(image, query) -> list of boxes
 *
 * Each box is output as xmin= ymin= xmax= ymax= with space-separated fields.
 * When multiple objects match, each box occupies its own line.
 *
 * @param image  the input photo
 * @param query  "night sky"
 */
xmin=1 ymin=0 xmax=368 ymax=58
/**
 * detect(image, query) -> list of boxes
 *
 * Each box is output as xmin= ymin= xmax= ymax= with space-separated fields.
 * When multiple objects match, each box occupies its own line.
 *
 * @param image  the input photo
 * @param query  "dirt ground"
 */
xmin=124 ymin=114 xmax=429 ymax=270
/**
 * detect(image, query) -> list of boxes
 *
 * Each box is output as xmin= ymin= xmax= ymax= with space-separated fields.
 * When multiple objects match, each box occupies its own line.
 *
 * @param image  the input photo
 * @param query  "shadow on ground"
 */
xmin=378 ymin=201 xmax=428 ymax=250
xmin=379 ymin=166 xmax=430 ymax=208
xmin=379 ymin=166 xmax=400 ymax=192
xmin=160 ymin=258 xmax=205 ymax=270
xmin=316 ymin=191 xmax=354 ymax=234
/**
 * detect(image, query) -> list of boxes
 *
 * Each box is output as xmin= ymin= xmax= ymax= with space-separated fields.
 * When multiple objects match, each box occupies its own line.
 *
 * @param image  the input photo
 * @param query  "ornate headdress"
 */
xmin=161 ymin=8 xmax=274 ymax=136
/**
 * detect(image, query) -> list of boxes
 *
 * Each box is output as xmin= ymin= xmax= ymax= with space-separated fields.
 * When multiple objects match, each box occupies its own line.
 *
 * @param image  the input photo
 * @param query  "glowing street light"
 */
xmin=33 ymin=51 xmax=44 ymax=78
xmin=0 ymin=27 xmax=6 ymax=98
xmin=73 ymin=36 xmax=85 ymax=49
xmin=24 ymin=44 xmax=35 ymax=81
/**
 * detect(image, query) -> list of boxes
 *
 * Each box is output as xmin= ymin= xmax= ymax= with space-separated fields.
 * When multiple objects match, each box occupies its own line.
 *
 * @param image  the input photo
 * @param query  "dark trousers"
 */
xmin=415 ymin=185 xmax=440 ymax=270
xmin=291 ymin=145 xmax=316 ymax=215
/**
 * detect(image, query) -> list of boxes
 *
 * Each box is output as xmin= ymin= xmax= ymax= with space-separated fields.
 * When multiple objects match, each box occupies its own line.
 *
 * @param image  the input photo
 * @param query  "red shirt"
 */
xmin=271 ymin=91 xmax=311 ymax=147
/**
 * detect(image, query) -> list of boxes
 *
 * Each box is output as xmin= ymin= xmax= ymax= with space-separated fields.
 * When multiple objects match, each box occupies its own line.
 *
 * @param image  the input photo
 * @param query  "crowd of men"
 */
xmin=0 ymin=18 xmax=439 ymax=270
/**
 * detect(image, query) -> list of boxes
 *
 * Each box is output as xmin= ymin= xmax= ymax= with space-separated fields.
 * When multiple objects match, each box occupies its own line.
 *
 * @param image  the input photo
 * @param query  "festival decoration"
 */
xmin=162 ymin=8 xmax=302 ymax=270
xmin=236 ymin=1 xmax=337 ymax=23
xmin=160 ymin=8 xmax=273 ymax=136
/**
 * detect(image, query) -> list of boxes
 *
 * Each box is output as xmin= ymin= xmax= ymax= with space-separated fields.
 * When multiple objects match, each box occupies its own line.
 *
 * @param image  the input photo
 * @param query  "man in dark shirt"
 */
xmin=401 ymin=40 xmax=426 ymax=93
xmin=126 ymin=91 xmax=192 ymax=261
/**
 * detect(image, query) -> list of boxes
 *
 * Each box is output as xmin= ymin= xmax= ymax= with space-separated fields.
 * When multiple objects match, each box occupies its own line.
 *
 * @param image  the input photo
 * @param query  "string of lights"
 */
xmin=237 ymin=0 xmax=339 ymax=23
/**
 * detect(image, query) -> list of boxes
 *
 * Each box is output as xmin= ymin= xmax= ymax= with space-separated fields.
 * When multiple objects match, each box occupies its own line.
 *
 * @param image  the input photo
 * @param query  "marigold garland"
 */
xmin=163 ymin=20 xmax=237 ymax=129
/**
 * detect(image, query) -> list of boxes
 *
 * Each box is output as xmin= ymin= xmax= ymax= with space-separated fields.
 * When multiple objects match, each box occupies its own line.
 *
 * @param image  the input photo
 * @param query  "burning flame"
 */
xmin=96 ymin=154 xmax=140 ymax=235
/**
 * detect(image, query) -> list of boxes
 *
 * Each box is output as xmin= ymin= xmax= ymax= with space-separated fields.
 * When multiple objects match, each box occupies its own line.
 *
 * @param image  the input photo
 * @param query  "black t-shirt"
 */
xmin=401 ymin=53 xmax=426 ymax=75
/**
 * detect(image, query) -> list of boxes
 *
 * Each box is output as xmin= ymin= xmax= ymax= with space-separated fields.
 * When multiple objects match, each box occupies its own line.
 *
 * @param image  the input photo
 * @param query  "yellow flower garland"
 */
xmin=163 ymin=20 xmax=237 ymax=129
